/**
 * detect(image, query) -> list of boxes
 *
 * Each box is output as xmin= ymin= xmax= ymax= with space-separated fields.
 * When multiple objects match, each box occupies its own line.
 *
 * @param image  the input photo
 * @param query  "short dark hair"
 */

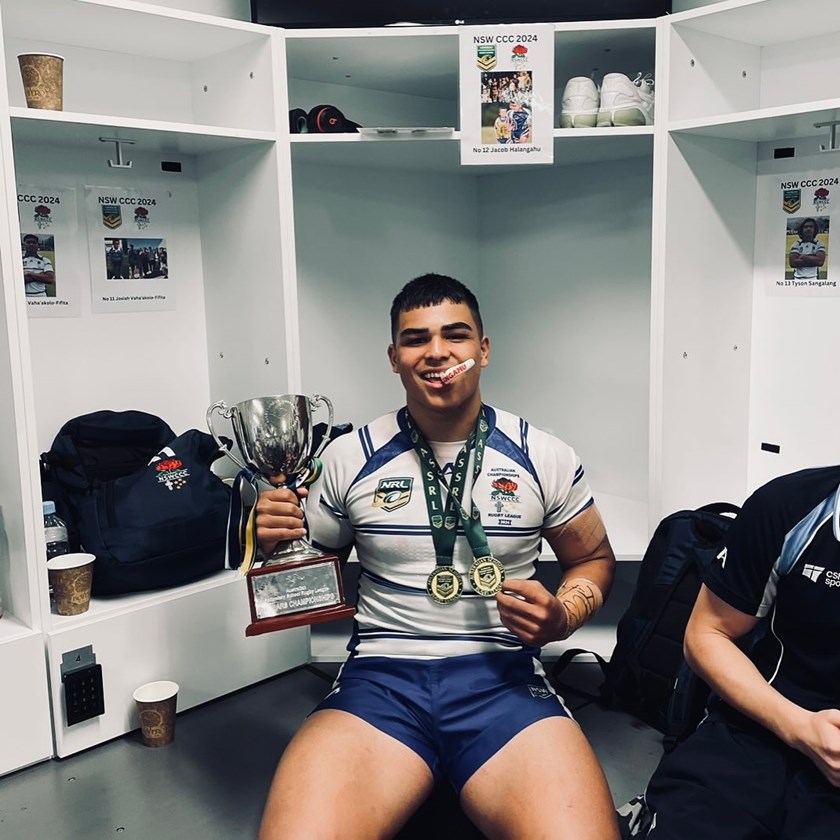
xmin=798 ymin=217 xmax=819 ymax=238
xmin=23 ymin=234 xmax=39 ymax=244
xmin=390 ymin=273 xmax=483 ymax=342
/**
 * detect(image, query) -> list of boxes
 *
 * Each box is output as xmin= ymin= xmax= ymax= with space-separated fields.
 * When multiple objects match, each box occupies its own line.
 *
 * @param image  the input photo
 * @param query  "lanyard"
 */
xmin=405 ymin=407 xmax=491 ymax=564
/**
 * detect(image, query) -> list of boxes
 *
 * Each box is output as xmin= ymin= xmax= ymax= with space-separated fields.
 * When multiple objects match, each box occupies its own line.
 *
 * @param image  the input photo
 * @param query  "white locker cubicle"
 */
xmin=653 ymin=0 xmax=840 ymax=517
xmin=285 ymin=21 xmax=656 ymax=660
xmin=0 ymin=0 xmax=309 ymax=765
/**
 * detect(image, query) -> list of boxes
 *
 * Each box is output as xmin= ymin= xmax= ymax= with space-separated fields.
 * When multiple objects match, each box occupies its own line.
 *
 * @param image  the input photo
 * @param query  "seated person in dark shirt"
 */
xmin=638 ymin=466 xmax=840 ymax=839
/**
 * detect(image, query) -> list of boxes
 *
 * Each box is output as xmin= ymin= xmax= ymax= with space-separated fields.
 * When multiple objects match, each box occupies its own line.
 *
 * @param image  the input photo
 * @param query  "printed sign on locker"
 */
xmin=459 ymin=25 xmax=554 ymax=166
xmin=86 ymin=186 xmax=174 ymax=313
xmin=774 ymin=172 xmax=839 ymax=297
xmin=17 ymin=185 xmax=80 ymax=317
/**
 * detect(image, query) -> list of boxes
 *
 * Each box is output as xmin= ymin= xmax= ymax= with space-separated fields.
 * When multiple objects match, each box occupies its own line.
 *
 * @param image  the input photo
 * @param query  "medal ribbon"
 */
xmin=225 ymin=458 xmax=323 ymax=575
xmin=226 ymin=466 xmax=261 ymax=573
xmin=406 ymin=406 xmax=492 ymax=565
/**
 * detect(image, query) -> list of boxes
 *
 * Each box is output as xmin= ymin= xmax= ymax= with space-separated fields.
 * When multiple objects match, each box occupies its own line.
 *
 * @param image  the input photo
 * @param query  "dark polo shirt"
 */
xmin=705 ymin=465 xmax=840 ymax=712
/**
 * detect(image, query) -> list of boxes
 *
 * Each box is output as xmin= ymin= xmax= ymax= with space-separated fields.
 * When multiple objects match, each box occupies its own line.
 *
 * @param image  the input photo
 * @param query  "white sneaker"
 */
xmin=560 ymin=76 xmax=599 ymax=128
xmin=597 ymin=73 xmax=655 ymax=126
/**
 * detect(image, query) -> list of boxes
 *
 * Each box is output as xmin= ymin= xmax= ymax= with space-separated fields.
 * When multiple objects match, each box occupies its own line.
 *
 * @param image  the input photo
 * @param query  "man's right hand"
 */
xmin=795 ymin=708 xmax=840 ymax=787
xmin=255 ymin=487 xmax=308 ymax=557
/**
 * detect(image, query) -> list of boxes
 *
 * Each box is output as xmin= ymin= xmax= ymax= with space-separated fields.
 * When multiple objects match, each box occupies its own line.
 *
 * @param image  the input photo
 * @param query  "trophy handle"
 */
xmin=310 ymin=394 xmax=334 ymax=459
xmin=206 ymin=400 xmax=248 ymax=472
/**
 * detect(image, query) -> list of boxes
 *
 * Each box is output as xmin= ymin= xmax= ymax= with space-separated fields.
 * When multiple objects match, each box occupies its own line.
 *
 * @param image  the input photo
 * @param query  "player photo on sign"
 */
xmin=22 ymin=232 xmax=57 ymax=298
xmin=103 ymin=238 xmax=168 ymax=280
xmin=481 ymin=71 xmax=532 ymax=146
xmin=785 ymin=216 xmax=829 ymax=285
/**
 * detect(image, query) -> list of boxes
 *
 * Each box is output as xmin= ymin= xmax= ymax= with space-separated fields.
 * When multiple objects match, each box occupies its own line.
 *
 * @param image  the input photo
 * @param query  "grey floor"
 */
xmin=0 ymin=661 xmax=664 ymax=839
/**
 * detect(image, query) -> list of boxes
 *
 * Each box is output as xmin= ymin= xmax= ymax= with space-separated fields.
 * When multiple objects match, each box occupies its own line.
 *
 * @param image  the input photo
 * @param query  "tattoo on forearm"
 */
xmin=556 ymin=578 xmax=604 ymax=639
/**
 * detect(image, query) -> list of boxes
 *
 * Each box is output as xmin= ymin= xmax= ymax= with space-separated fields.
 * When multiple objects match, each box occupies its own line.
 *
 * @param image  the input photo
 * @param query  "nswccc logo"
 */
xmin=373 ymin=478 xmax=413 ymax=512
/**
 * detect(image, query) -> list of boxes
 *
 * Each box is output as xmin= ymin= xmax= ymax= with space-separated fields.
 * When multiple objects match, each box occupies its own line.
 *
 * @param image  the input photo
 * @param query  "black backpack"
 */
xmin=41 ymin=410 xmax=231 ymax=596
xmin=552 ymin=502 xmax=739 ymax=750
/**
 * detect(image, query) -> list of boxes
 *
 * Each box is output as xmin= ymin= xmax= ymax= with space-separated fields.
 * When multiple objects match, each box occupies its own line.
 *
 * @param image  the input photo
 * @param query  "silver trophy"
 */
xmin=207 ymin=394 xmax=355 ymax=636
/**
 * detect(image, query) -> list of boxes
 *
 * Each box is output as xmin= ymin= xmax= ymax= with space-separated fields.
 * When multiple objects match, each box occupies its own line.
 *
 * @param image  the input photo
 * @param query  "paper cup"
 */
xmin=17 ymin=53 xmax=64 ymax=110
xmin=47 ymin=553 xmax=95 ymax=615
xmin=133 ymin=681 xmax=179 ymax=747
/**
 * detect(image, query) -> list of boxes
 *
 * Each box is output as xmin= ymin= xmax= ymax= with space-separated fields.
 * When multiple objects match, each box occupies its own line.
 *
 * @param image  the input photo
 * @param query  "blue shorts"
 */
xmin=314 ymin=650 xmax=573 ymax=792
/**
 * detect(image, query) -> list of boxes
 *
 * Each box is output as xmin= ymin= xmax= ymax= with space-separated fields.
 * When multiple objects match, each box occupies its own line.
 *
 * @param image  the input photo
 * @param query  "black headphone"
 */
xmin=289 ymin=108 xmax=308 ymax=134
xmin=289 ymin=105 xmax=361 ymax=134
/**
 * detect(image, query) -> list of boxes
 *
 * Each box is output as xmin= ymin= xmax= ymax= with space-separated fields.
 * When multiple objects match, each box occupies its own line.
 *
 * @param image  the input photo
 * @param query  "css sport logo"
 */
xmin=802 ymin=564 xmax=840 ymax=587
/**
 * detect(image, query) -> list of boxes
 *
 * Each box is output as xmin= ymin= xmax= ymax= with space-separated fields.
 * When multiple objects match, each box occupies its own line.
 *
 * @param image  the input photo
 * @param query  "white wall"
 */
xmin=748 ymin=140 xmax=840 ymax=490
xmin=478 ymin=156 xmax=652 ymax=504
xmin=290 ymin=152 xmax=653 ymax=561
xmin=657 ymin=134 xmax=756 ymax=516
xmin=293 ymin=161 xmax=480 ymax=429
xmin=14 ymin=144 xmax=212 ymax=451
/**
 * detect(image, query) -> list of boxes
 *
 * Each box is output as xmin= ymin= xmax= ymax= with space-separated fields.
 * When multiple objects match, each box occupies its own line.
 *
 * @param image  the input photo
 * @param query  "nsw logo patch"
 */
xmin=528 ymin=685 xmax=553 ymax=699
xmin=155 ymin=458 xmax=189 ymax=490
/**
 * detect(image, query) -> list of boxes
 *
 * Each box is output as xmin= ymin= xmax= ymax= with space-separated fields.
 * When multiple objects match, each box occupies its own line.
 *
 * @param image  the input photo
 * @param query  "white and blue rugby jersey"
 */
xmin=23 ymin=253 xmax=53 ymax=297
xmin=789 ymin=237 xmax=826 ymax=280
xmin=307 ymin=405 xmax=594 ymax=659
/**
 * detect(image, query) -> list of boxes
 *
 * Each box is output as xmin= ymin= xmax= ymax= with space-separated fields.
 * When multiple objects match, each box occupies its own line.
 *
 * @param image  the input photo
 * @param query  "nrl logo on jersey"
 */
xmin=372 ymin=477 xmax=413 ymax=512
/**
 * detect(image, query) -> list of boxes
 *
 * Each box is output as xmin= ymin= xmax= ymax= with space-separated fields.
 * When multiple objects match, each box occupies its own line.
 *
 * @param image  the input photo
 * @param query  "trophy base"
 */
xmin=244 ymin=551 xmax=355 ymax=637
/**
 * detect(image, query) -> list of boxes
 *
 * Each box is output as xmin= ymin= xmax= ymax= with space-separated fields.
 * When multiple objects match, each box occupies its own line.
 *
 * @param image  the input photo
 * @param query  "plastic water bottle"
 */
xmin=43 ymin=501 xmax=70 ymax=561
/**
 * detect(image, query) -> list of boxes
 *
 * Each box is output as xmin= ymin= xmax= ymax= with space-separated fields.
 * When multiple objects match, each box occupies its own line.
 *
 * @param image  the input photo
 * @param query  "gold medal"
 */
xmin=426 ymin=566 xmax=463 ymax=605
xmin=469 ymin=555 xmax=505 ymax=597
